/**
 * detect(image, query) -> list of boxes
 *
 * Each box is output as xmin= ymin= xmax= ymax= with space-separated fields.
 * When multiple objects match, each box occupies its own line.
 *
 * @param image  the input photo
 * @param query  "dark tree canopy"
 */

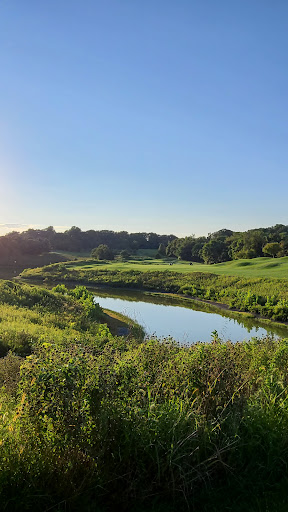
xmin=0 ymin=223 xmax=288 ymax=265
xmin=91 ymin=245 xmax=114 ymax=260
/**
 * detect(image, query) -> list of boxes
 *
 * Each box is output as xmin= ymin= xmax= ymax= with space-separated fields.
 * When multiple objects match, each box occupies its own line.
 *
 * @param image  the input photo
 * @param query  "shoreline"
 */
xmin=19 ymin=276 xmax=288 ymax=334
xmin=101 ymin=308 xmax=145 ymax=340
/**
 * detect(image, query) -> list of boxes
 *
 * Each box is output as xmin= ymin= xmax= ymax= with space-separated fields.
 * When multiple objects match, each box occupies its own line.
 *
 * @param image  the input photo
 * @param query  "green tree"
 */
xmin=178 ymin=237 xmax=194 ymax=261
xmin=157 ymin=243 xmax=166 ymax=256
xmin=119 ymin=249 xmax=130 ymax=261
xmin=263 ymin=242 xmax=281 ymax=258
xmin=279 ymin=238 xmax=288 ymax=256
xmin=91 ymin=244 xmax=114 ymax=260
xmin=166 ymin=238 xmax=180 ymax=258
xmin=201 ymin=240 xmax=229 ymax=264
xmin=228 ymin=230 xmax=267 ymax=259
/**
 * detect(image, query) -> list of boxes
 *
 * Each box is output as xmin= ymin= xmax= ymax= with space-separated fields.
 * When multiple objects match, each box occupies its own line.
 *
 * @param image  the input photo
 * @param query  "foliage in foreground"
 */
xmin=1 ymin=280 xmax=288 ymax=510
xmin=1 ymin=335 xmax=288 ymax=510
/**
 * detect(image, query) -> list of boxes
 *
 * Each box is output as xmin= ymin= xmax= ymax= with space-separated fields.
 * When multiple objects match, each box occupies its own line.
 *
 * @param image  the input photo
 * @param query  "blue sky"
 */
xmin=0 ymin=0 xmax=287 ymax=237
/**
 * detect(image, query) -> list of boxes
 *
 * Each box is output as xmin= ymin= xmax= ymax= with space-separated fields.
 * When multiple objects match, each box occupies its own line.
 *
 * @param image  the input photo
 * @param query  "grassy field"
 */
xmin=65 ymin=255 xmax=288 ymax=279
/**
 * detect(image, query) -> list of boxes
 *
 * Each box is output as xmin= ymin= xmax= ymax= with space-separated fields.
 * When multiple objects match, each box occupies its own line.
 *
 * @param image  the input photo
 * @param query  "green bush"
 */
xmin=2 ymin=336 xmax=288 ymax=510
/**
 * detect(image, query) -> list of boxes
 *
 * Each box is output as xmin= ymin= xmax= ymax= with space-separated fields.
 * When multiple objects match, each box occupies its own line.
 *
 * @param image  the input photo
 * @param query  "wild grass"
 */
xmin=0 ymin=302 xmax=104 ymax=356
xmin=1 ymin=281 xmax=288 ymax=509
xmin=0 ymin=281 xmax=115 ymax=358
xmin=2 ymin=336 xmax=288 ymax=510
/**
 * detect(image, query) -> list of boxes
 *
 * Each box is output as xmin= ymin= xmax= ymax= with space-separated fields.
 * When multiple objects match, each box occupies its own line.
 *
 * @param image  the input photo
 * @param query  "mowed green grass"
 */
xmin=67 ymin=256 xmax=288 ymax=279
xmin=54 ymin=248 xmax=158 ymax=259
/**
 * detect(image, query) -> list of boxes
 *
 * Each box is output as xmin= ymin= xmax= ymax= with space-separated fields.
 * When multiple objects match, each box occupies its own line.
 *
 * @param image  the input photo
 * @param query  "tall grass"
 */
xmin=2 ymin=336 xmax=288 ymax=510
xmin=0 ymin=281 xmax=114 ymax=357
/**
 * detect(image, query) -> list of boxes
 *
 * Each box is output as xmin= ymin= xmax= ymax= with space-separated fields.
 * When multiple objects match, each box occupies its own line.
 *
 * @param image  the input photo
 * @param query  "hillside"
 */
xmin=63 ymin=255 xmax=288 ymax=279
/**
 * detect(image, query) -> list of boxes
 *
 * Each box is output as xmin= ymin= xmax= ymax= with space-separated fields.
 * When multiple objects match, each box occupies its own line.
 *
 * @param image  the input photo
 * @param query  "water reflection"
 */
xmin=92 ymin=287 xmax=288 ymax=344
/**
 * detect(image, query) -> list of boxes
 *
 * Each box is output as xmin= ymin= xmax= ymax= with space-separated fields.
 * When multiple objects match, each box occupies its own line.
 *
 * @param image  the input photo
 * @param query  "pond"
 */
xmin=92 ymin=288 xmax=288 ymax=344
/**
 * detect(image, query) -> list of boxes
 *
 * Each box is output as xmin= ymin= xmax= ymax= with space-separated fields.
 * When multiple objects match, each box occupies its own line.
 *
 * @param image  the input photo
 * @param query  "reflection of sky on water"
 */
xmin=94 ymin=294 xmax=274 ymax=344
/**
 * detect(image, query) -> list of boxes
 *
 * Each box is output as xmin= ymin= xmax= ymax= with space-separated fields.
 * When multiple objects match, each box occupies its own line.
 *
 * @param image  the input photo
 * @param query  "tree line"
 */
xmin=0 ymin=226 xmax=176 ymax=263
xmin=1 ymin=224 xmax=288 ymax=264
xmin=166 ymin=225 xmax=288 ymax=263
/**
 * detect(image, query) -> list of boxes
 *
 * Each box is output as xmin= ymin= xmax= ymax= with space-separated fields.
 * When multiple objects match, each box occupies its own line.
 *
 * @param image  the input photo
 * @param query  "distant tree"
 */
xmin=129 ymin=233 xmax=149 ymax=249
xmin=157 ymin=243 xmax=166 ymax=256
xmin=64 ymin=226 xmax=84 ymax=252
xmin=191 ymin=238 xmax=206 ymax=262
xmin=209 ymin=228 xmax=234 ymax=240
xmin=130 ymin=240 xmax=139 ymax=253
xmin=43 ymin=226 xmax=56 ymax=246
xmin=119 ymin=249 xmax=130 ymax=261
xmin=201 ymin=240 xmax=229 ymax=264
xmin=91 ymin=244 xmax=114 ymax=260
xmin=279 ymin=238 xmax=288 ymax=256
xmin=263 ymin=242 xmax=281 ymax=258
xmin=166 ymin=236 xmax=206 ymax=262
xmin=244 ymin=230 xmax=267 ymax=257
xmin=178 ymin=237 xmax=194 ymax=261
xmin=44 ymin=226 xmax=55 ymax=235
xmin=228 ymin=230 xmax=267 ymax=259
xmin=166 ymin=238 xmax=180 ymax=258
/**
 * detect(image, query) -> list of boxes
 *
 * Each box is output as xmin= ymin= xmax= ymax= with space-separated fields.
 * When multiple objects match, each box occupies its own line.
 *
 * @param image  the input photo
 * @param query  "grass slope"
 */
xmin=64 ymin=256 xmax=288 ymax=279
xmin=0 ymin=281 xmax=114 ymax=357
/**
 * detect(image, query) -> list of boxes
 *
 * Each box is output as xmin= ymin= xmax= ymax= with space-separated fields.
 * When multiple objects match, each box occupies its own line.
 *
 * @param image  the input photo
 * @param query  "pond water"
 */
xmin=93 ymin=288 xmax=288 ymax=344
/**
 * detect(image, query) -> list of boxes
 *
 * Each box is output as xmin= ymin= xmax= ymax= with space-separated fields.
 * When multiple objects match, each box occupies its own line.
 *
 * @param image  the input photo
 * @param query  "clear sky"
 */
xmin=0 ymin=0 xmax=287 ymax=237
